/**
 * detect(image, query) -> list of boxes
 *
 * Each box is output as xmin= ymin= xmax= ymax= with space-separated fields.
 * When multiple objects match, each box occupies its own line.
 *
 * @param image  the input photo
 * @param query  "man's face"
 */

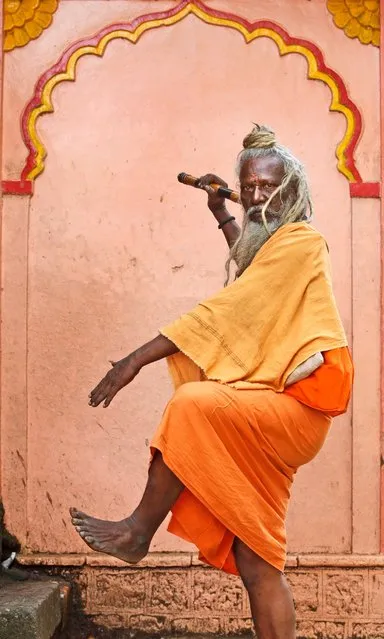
xmin=239 ymin=156 xmax=286 ymax=223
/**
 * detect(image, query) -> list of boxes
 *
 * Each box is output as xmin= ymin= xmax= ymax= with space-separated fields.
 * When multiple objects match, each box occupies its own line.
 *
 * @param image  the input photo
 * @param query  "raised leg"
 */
xmin=234 ymin=538 xmax=296 ymax=639
xmin=70 ymin=451 xmax=183 ymax=563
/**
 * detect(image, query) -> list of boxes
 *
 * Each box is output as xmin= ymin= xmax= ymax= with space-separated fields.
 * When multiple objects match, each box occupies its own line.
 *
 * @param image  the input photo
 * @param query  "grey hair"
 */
xmin=224 ymin=124 xmax=313 ymax=285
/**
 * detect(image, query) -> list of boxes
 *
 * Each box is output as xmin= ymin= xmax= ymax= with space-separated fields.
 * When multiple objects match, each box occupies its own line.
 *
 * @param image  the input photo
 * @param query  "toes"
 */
xmin=75 ymin=527 xmax=96 ymax=544
xmin=70 ymin=507 xmax=95 ymax=529
xmin=71 ymin=518 xmax=82 ymax=526
xmin=70 ymin=507 xmax=89 ymax=519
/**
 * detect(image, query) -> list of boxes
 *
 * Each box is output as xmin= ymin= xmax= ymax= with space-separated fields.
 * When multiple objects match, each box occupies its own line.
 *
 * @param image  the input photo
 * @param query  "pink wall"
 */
xmin=0 ymin=1 xmax=381 ymax=560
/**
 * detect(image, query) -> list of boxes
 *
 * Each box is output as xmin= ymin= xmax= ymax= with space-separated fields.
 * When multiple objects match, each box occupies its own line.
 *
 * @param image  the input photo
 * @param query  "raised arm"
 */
xmin=197 ymin=174 xmax=241 ymax=248
xmin=89 ymin=334 xmax=179 ymax=408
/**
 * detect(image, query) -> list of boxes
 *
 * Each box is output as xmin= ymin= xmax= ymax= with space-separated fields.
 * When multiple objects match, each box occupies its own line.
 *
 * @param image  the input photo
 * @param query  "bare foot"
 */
xmin=69 ymin=507 xmax=150 ymax=564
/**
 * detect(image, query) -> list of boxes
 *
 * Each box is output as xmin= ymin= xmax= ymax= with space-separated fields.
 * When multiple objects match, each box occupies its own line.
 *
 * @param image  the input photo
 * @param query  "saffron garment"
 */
xmin=151 ymin=223 xmax=353 ymax=573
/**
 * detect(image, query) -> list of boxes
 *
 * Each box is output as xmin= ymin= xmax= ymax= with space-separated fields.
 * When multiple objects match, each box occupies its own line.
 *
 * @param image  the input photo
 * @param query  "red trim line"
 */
xmin=20 ymin=0 xmax=362 ymax=183
xmin=349 ymin=182 xmax=381 ymax=198
xmin=2 ymin=180 xmax=33 ymax=195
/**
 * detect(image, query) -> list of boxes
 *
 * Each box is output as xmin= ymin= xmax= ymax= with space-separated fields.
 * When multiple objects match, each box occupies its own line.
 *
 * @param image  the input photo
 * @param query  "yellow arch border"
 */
xmin=21 ymin=0 xmax=362 ymax=183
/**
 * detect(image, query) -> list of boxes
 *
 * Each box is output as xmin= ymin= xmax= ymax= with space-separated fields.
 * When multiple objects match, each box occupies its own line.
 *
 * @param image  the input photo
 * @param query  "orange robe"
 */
xmin=151 ymin=223 xmax=353 ymax=574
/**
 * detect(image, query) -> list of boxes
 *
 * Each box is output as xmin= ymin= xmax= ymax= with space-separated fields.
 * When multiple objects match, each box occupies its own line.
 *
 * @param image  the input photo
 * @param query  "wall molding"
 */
xmin=349 ymin=182 xmax=381 ymax=198
xmin=17 ymin=551 xmax=384 ymax=568
xmin=16 ymin=0 xmax=363 ymax=186
xmin=2 ymin=180 xmax=33 ymax=195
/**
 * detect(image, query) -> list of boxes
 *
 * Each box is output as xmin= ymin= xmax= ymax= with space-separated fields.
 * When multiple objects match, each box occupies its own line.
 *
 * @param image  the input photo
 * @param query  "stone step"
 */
xmin=0 ymin=579 xmax=64 ymax=639
xmin=79 ymin=634 xmax=251 ymax=638
xmin=84 ymin=636 xmax=251 ymax=638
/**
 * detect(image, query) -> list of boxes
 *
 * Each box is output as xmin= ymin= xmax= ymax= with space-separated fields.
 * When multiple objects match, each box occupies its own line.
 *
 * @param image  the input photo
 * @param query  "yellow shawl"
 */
xmin=160 ymin=222 xmax=347 ymax=392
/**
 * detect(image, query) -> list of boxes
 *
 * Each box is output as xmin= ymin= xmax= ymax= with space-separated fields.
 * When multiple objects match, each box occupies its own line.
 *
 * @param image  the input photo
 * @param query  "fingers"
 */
xmin=88 ymin=380 xmax=105 ymax=405
xmin=88 ymin=391 xmax=106 ymax=408
xmin=196 ymin=174 xmax=228 ymax=189
xmin=201 ymin=185 xmax=215 ymax=198
xmin=89 ymin=390 xmax=113 ymax=408
xmin=88 ymin=358 xmax=135 ymax=408
xmin=89 ymin=361 xmax=118 ymax=406
xmin=89 ymin=376 xmax=113 ymax=407
xmin=103 ymin=387 xmax=119 ymax=408
xmin=89 ymin=387 xmax=110 ymax=407
xmin=89 ymin=375 xmax=122 ymax=408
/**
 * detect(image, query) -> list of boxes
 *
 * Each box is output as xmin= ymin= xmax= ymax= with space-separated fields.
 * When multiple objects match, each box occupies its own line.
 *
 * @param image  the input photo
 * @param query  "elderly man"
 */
xmin=71 ymin=125 xmax=352 ymax=639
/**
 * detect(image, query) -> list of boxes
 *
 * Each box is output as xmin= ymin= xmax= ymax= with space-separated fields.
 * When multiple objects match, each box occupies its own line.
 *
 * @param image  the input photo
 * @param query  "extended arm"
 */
xmin=89 ymin=334 xmax=179 ymax=408
xmin=89 ymin=173 xmax=240 ymax=409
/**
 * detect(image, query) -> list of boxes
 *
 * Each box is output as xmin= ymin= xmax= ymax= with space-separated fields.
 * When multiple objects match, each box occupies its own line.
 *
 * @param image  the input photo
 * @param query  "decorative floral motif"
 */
xmin=4 ymin=0 xmax=58 ymax=52
xmin=327 ymin=0 xmax=380 ymax=46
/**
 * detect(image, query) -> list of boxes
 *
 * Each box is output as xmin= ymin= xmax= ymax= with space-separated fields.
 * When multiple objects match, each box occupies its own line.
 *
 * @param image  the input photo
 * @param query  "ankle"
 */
xmin=122 ymin=513 xmax=154 ymax=543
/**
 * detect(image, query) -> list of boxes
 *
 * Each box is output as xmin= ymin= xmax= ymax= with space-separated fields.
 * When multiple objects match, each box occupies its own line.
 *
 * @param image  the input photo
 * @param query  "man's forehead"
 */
xmin=240 ymin=156 xmax=284 ymax=183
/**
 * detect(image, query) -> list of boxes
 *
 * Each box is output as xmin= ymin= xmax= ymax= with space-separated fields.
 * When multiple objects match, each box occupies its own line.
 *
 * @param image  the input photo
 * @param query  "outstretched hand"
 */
xmin=88 ymin=355 xmax=139 ymax=408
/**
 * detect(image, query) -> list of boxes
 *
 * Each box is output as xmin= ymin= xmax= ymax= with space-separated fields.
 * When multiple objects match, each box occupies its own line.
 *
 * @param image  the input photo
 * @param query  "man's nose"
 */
xmin=251 ymin=185 xmax=265 ymax=205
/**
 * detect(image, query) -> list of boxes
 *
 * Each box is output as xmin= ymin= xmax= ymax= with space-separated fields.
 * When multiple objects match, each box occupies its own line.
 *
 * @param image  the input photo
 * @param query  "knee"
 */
xmin=171 ymin=382 xmax=215 ymax=411
xmin=234 ymin=538 xmax=281 ymax=589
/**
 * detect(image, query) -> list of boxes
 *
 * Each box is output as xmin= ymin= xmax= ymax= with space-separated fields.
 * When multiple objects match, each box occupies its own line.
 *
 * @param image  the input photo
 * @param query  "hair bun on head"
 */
xmin=242 ymin=124 xmax=276 ymax=150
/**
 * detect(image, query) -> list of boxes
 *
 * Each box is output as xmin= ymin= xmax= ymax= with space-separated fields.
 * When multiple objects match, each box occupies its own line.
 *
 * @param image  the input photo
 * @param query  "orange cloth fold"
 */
xmin=286 ymin=346 xmax=353 ymax=416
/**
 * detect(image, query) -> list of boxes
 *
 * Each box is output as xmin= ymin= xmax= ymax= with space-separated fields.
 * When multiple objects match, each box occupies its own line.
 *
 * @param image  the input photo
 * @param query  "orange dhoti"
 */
xmin=151 ymin=381 xmax=331 ymax=574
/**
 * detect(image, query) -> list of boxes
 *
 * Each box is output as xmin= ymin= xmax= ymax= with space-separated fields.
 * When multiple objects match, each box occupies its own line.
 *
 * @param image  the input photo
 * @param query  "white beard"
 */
xmin=232 ymin=213 xmax=281 ymax=276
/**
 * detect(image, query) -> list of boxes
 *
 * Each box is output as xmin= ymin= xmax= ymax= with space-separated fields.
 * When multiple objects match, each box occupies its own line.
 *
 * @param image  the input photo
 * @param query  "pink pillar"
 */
xmin=381 ymin=0 xmax=384 ymax=553
xmin=0 ymin=0 xmax=3 ymax=492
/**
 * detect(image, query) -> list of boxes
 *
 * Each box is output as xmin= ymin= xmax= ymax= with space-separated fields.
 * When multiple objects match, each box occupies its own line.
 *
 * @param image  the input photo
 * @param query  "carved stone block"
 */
xmin=91 ymin=570 xmax=145 ymax=611
xmin=128 ymin=613 xmax=166 ymax=634
xmin=370 ymin=571 xmax=384 ymax=616
xmin=287 ymin=571 xmax=320 ymax=613
xmin=193 ymin=569 xmax=243 ymax=613
xmin=325 ymin=572 xmax=365 ymax=616
xmin=149 ymin=570 xmax=189 ymax=612
xmin=352 ymin=622 xmax=384 ymax=639
xmin=297 ymin=620 xmax=346 ymax=639
xmin=227 ymin=616 xmax=254 ymax=634
xmin=193 ymin=615 xmax=221 ymax=634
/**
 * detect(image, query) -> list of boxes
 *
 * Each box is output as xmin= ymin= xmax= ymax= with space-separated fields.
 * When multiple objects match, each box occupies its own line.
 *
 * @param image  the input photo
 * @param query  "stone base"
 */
xmin=0 ymin=580 xmax=63 ymax=639
xmin=17 ymin=552 xmax=384 ymax=638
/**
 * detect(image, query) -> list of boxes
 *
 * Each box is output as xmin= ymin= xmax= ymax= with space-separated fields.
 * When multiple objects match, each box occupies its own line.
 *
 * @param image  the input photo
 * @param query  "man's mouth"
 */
xmin=247 ymin=208 xmax=264 ymax=222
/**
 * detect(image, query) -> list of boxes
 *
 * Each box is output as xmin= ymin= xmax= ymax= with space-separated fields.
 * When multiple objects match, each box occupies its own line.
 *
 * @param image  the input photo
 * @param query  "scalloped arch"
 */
xmin=21 ymin=0 xmax=362 ymax=183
